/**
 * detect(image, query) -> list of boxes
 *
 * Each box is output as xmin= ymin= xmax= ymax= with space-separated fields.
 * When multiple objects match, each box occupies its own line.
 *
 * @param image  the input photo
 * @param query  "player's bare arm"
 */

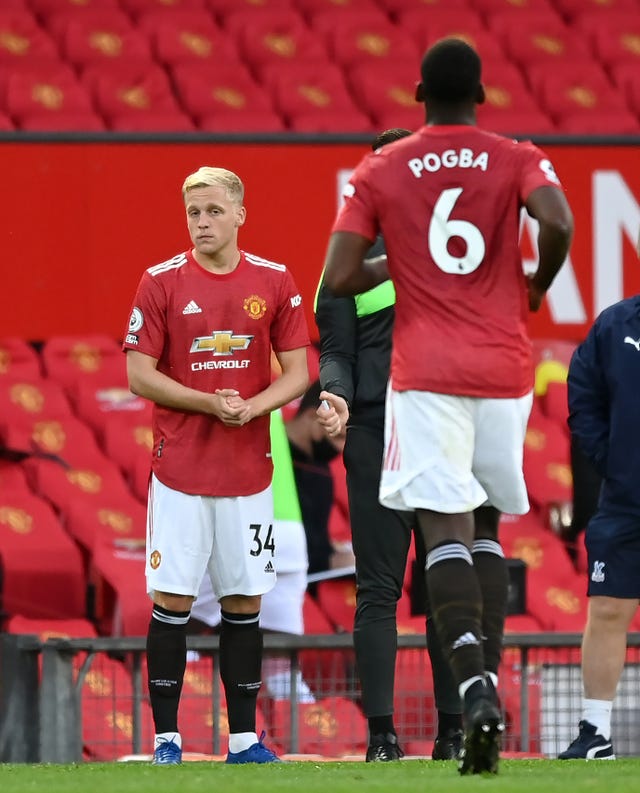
xmin=126 ymin=349 xmax=242 ymax=419
xmin=525 ymin=185 xmax=574 ymax=312
xmin=317 ymin=392 xmax=349 ymax=437
xmin=323 ymin=231 xmax=387 ymax=296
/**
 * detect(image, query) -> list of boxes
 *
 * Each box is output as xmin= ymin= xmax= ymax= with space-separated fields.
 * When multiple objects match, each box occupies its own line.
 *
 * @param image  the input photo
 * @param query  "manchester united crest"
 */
xmin=243 ymin=294 xmax=267 ymax=320
xmin=150 ymin=550 xmax=162 ymax=569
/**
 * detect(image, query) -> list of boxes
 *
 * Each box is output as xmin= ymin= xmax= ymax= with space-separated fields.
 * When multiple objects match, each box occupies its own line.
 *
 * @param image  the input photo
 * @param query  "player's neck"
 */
xmin=426 ymin=103 xmax=477 ymax=127
xmin=192 ymin=247 xmax=241 ymax=274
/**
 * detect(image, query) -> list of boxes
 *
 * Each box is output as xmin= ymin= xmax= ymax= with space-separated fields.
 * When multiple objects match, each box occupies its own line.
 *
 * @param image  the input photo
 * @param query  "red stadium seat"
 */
xmin=474 ymin=0 xmax=556 ymax=14
xmin=0 ymin=461 xmax=31 ymax=495
xmin=287 ymin=107 xmax=373 ymax=133
xmin=612 ymin=61 xmax=640 ymax=117
xmin=263 ymin=61 xmax=364 ymax=120
xmin=17 ymin=111 xmax=106 ymax=131
xmin=307 ymin=8 xmax=390 ymax=37
xmin=578 ymin=13 xmax=640 ymax=69
xmin=171 ymin=62 xmax=277 ymax=125
xmin=142 ymin=14 xmax=241 ymax=67
xmin=405 ymin=14 xmax=505 ymax=62
xmin=109 ymin=110 xmax=197 ymax=130
xmin=555 ymin=0 xmax=638 ymax=20
xmin=490 ymin=11 xmax=592 ymax=67
xmin=83 ymin=61 xmax=186 ymax=128
xmin=0 ymin=338 xmax=41 ymax=381
xmin=197 ymin=108 xmax=286 ymax=132
xmin=90 ymin=532 xmax=148 ymax=635
xmin=0 ymin=9 xmax=59 ymax=65
xmin=527 ymin=60 xmax=629 ymax=122
xmin=377 ymin=0 xmax=473 ymax=17
xmin=41 ymin=335 xmax=126 ymax=394
xmin=136 ymin=8 xmax=217 ymax=34
xmin=233 ymin=13 xmax=329 ymax=69
xmin=477 ymin=106 xmax=556 ymax=135
xmin=0 ymin=111 xmax=13 ymax=129
xmin=266 ymin=697 xmax=367 ymax=756
xmin=523 ymin=407 xmax=572 ymax=516
xmin=102 ymin=412 xmax=153 ymax=484
xmin=5 ymin=615 xmax=97 ymax=638
xmin=0 ymin=379 xmax=73 ymax=434
xmin=63 ymin=492 xmax=146 ymax=553
xmin=0 ymin=490 xmax=85 ymax=619
xmin=296 ymin=0 xmax=383 ymax=19
xmin=481 ymin=58 xmax=547 ymax=114
xmin=555 ymin=109 xmax=640 ymax=135
xmin=25 ymin=455 xmax=133 ymax=517
xmin=59 ymin=14 xmax=152 ymax=68
xmin=540 ymin=379 xmax=569 ymax=432
xmin=315 ymin=578 xmax=356 ymax=632
xmin=74 ymin=381 xmax=151 ymax=439
xmin=1 ymin=414 xmax=110 ymax=469
xmin=208 ymin=0 xmax=294 ymax=13
xmin=4 ymin=65 xmax=93 ymax=123
xmin=30 ymin=0 xmax=122 ymax=20
xmin=347 ymin=61 xmax=418 ymax=126
xmin=324 ymin=17 xmax=420 ymax=68
xmin=45 ymin=8 xmax=133 ymax=41
xmin=122 ymin=0 xmax=208 ymax=16
xmin=220 ymin=7 xmax=306 ymax=36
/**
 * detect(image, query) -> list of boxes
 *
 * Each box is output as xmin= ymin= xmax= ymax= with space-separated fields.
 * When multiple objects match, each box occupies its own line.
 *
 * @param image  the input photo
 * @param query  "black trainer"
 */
xmin=458 ymin=679 xmax=504 ymax=775
xmin=558 ymin=720 xmax=615 ymax=760
xmin=432 ymin=728 xmax=464 ymax=760
xmin=366 ymin=732 xmax=405 ymax=762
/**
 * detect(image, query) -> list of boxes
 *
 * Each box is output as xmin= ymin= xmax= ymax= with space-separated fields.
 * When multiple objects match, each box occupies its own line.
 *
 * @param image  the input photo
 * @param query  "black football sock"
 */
xmin=472 ymin=538 xmax=509 ymax=676
xmin=426 ymin=609 xmax=463 ymax=716
xmin=437 ymin=710 xmax=464 ymax=735
xmin=425 ymin=542 xmax=484 ymax=686
xmin=147 ymin=604 xmax=190 ymax=734
xmin=368 ymin=715 xmax=395 ymax=737
xmin=219 ymin=610 xmax=262 ymax=735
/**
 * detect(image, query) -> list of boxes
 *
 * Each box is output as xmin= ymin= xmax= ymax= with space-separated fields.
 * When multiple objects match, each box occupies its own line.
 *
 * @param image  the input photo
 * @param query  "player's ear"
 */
xmin=476 ymin=83 xmax=486 ymax=106
xmin=236 ymin=206 xmax=246 ymax=228
xmin=415 ymin=81 xmax=425 ymax=103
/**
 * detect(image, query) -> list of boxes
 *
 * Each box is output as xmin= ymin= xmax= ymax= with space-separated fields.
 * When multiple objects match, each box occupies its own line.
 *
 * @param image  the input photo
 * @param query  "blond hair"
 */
xmin=182 ymin=166 xmax=244 ymax=203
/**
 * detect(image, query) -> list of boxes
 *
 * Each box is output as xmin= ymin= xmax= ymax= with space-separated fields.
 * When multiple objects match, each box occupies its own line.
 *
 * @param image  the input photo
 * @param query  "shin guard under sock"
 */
xmin=147 ymin=604 xmax=190 ymax=734
xmin=426 ymin=542 xmax=484 ymax=685
xmin=472 ymin=539 xmax=509 ymax=676
xmin=219 ymin=610 xmax=262 ymax=735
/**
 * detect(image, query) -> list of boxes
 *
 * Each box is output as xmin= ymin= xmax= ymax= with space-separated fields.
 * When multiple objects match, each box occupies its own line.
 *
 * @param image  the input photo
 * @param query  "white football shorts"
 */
xmin=379 ymin=387 xmax=533 ymax=515
xmin=191 ymin=516 xmax=308 ymax=633
xmin=146 ymin=474 xmax=277 ymax=600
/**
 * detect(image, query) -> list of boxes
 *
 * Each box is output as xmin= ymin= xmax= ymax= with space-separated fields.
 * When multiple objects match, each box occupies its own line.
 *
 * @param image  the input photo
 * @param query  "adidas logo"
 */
xmin=264 ymin=560 xmax=275 ymax=573
xmin=452 ymin=631 xmax=480 ymax=650
xmin=182 ymin=300 xmax=202 ymax=315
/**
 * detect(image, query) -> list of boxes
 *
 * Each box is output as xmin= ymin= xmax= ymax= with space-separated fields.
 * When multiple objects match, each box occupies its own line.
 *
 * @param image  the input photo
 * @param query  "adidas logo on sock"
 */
xmin=452 ymin=631 xmax=480 ymax=650
xmin=182 ymin=300 xmax=202 ymax=315
xmin=264 ymin=560 xmax=274 ymax=573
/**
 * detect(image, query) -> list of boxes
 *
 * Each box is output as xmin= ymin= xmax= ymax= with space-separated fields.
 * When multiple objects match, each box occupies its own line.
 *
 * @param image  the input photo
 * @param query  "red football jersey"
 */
xmin=123 ymin=250 xmax=310 ymax=496
xmin=333 ymin=125 xmax=564 ymax=398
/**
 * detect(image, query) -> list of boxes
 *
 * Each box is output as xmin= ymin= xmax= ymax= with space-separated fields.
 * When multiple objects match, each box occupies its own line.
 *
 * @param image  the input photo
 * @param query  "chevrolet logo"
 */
xmin=190 ymin=331 xmax=253 ymax=356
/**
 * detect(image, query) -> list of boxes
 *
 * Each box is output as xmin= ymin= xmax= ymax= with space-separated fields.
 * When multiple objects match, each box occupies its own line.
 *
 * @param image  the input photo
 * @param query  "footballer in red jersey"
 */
xmin=322 ymin=39 xmax=573 ymax=777
xmin=123 ymin=166 xmax=309 ymax=767
xmin=124 ymin=248 xmax=309 ymax=496
xmin=333 ymin=127 xmax=561 ymax=398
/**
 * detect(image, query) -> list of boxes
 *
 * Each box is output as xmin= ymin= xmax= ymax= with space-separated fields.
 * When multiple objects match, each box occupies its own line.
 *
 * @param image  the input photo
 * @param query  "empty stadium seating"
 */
xmin=0 ymin=0 xmax=636 ymax=133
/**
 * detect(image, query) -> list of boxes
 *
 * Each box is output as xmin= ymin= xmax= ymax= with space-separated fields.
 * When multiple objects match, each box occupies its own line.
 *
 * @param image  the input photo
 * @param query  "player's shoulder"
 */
xmin=145 ymin=251 xmax=189 ymax=278
xmin=490 ymin=131 xmax=546 ymax=159
xmin=243 ymin=251 xmax=289 ymax=275
xmin=597 ymin=295 xmax=640 ymax=328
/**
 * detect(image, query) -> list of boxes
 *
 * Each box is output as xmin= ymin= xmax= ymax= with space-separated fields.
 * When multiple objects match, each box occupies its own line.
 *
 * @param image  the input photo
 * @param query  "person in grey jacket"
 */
xmin=559 ymin=232 xmax=640 ymax=761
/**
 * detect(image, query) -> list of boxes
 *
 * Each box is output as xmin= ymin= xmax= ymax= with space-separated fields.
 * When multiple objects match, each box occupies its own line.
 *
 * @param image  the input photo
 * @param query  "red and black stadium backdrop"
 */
xmin=3 ymin=140 xmax=639 ymax=342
